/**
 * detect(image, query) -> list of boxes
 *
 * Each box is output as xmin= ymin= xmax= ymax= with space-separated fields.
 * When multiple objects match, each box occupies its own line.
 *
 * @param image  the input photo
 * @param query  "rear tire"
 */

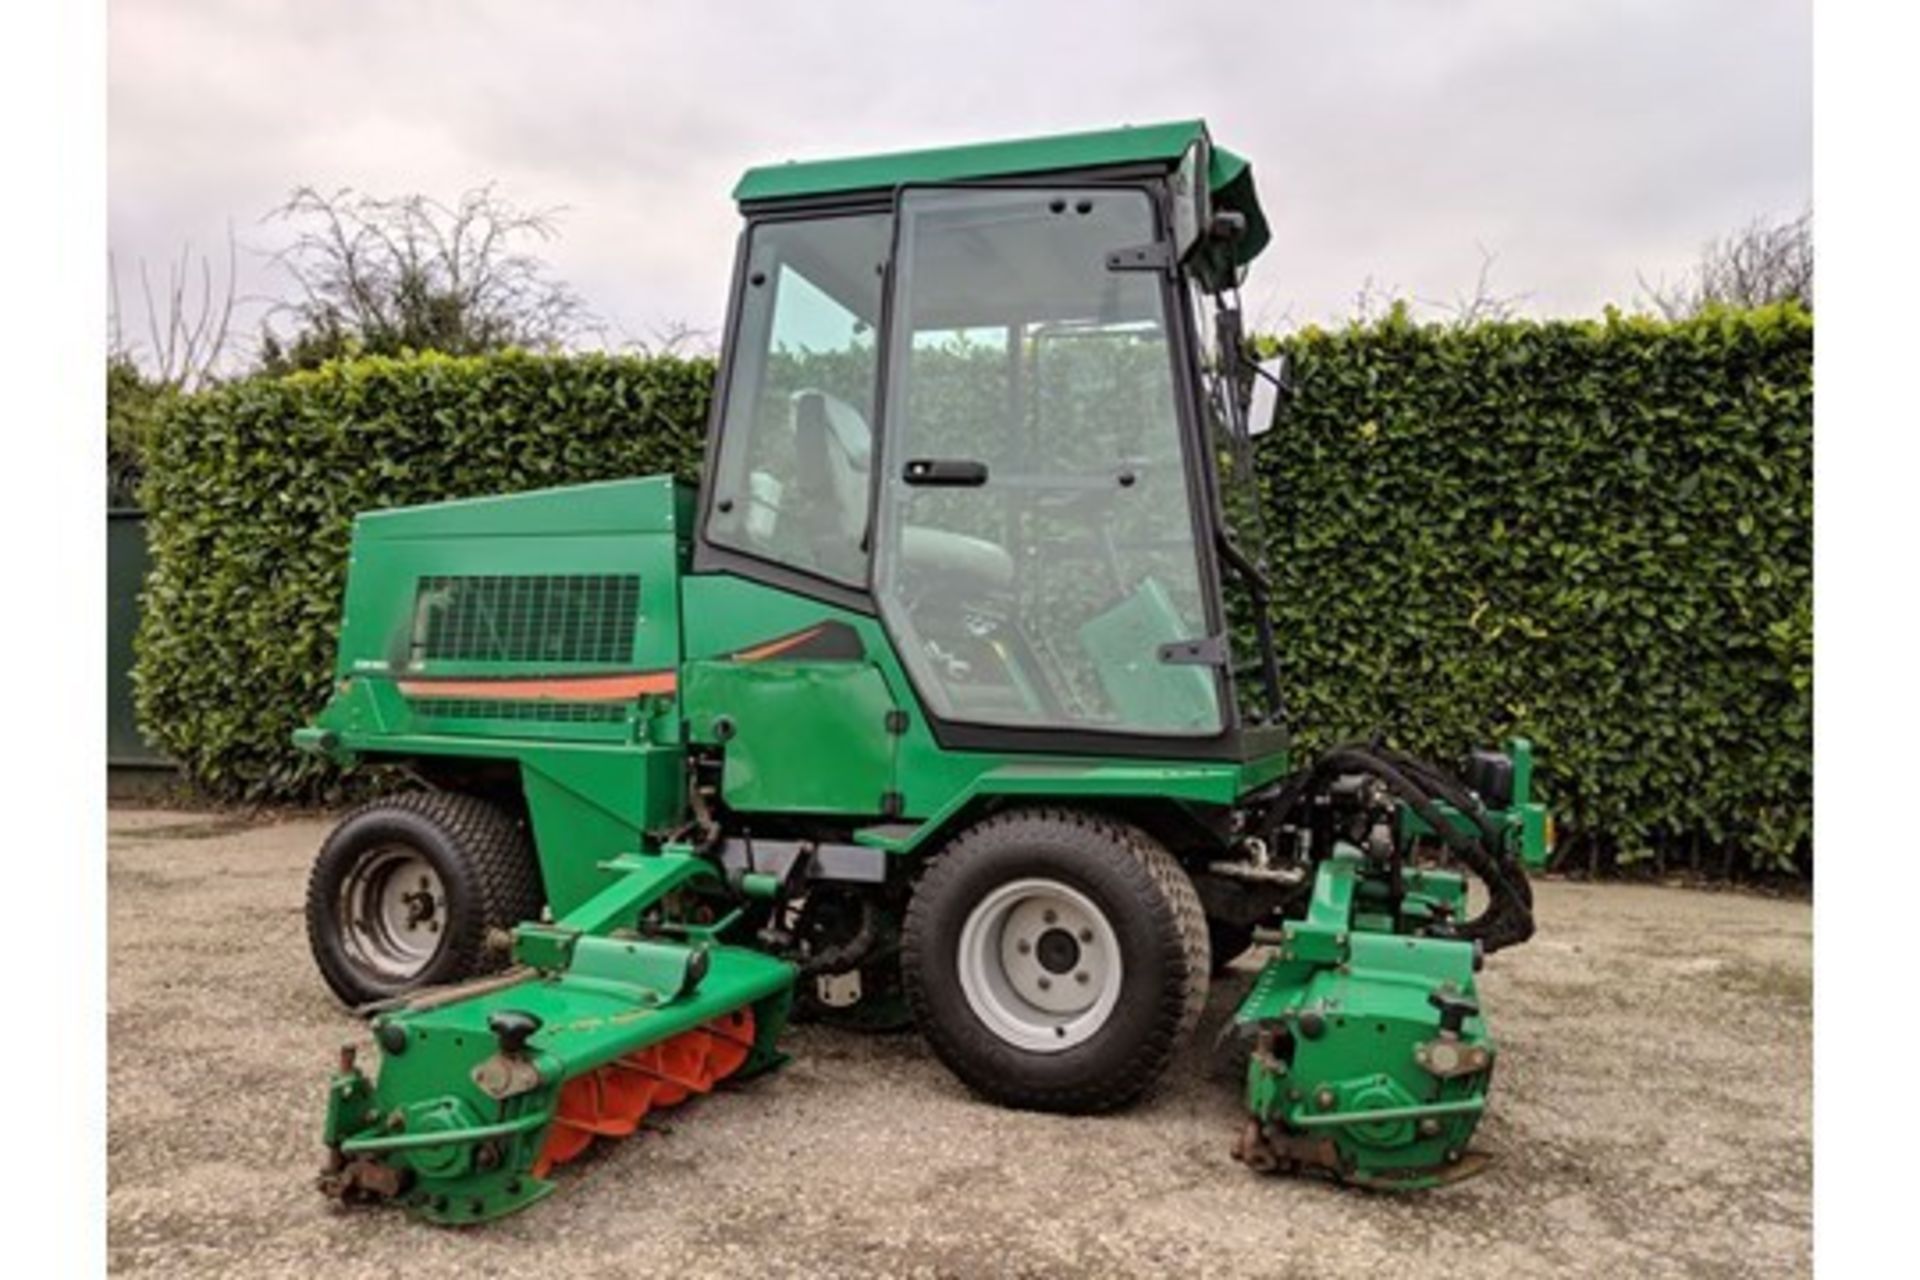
xmin=902 ymin=808 xmax=1209 ymax=1113
xmin=305 ymin=791 xmax=543 ymax=1008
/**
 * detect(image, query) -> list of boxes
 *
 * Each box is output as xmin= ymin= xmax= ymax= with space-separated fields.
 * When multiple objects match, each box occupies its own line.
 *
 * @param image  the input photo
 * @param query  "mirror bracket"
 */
xmin=1106 ymin=241 xmax=1174 ymax=274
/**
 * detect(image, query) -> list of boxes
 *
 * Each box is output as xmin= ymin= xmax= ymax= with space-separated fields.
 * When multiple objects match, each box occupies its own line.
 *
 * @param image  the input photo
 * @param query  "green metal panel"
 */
xmin=1396 ymin=738 xmax=1554 ymax=870
xmin=300 ymin=477 xmax=697 ymax=914
xmin=682 ymin=660 xmax=898 ymax=815
xmin=733 ymin=119 xmax=1268 ymax=267
xmin=518 ymin=744 xmax=686 ymax=914
xmin=1232 ymin=852 xmax=1493 ymax=1188
xmin=336 ymin=477 xmax=688 ymax=682
xmin=107 ymin=510 xmax=166 ymax=767
xmin=681 ymin=573 xmax=1288 ymax=846
xmin=734 ymin=120 xmax=1211 ymax=203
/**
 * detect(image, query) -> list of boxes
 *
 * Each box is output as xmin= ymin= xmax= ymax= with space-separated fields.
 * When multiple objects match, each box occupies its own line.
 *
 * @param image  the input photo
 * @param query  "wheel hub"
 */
xmin=957 ymin=878 xmax=1124 ymax=1053
xmin=1035 ymin=928 xmax=1080 ymax=974
xmin=339 ymin=844 xmax=448 ymax=981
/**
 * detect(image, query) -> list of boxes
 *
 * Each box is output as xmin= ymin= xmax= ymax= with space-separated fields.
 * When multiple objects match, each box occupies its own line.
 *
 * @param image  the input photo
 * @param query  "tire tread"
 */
xmin=902 ymin=806 xmax=1209 ymax=1114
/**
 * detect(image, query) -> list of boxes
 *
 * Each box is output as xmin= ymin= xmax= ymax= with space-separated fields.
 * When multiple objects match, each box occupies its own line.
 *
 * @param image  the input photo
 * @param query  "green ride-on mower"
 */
xmin=296 ymin=120 xmax=1551 ymax=1224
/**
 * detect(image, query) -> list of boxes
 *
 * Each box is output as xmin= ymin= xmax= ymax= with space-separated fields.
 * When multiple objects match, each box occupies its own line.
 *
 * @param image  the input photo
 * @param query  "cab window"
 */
xmin=705 ymin=214 xmax=890 ymax=586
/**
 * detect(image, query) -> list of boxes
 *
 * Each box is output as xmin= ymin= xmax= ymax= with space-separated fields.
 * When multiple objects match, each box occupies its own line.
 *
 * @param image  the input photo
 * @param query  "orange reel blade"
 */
xmin=532 ymin=1073 xmax=602 ymax=1177
xmin=529 ymin=1008 xmax=758 ymax=1180
xmin=706 ymin=1008 xmax=757 ymax=1081
xmin=651 ymin=1030 xmax=715 ymax=1105
xmin=601 ymin=1057 xmax=661 ymax=1131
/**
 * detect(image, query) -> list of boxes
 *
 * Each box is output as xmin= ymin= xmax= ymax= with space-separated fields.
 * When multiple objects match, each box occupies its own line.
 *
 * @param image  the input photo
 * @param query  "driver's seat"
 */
xmin=789 ymin=389 xmax=871 ymax=580
xmin=789 ymin=389 xmax=1015 ymax=596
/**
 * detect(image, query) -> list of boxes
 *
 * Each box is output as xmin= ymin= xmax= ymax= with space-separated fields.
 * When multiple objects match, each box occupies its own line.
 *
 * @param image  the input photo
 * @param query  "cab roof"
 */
xmin=732 ymin=119 xmax=1269 ymax=271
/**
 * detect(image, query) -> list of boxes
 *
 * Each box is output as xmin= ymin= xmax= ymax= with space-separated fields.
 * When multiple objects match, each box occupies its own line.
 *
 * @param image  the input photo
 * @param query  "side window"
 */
xmin=705 ymin=214 xmax=891 ymax=586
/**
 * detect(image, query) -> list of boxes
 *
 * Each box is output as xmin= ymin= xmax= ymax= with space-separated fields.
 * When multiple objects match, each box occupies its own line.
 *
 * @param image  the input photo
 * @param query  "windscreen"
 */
xmin=873 ymin=187 xmax=1223 ymax=737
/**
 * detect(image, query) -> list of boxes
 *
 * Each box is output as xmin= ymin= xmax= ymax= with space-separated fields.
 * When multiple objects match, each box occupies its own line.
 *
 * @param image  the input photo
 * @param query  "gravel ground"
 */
xmin=107 ymin=807 xmax=1811 ymax=1278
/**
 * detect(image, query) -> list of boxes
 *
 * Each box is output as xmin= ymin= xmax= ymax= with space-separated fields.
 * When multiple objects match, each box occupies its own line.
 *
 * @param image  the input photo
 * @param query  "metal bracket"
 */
xmin=1106 ymin=240 xmax=1174 ymax=273
xmin=1159 ymin=635 xmax=1230 ymax=666
xmin=471 ymin=1054 xmax=545 ymax=1101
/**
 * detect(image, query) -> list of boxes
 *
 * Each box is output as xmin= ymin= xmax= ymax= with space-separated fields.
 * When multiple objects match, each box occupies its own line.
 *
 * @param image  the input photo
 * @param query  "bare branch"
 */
xmin=1639 ymin=208 xmax=1812 ymax=317
xmin=109 ymin=227 xmax=241 ymax=390
xmin=257 ymin=184 xmax=590 ymax=370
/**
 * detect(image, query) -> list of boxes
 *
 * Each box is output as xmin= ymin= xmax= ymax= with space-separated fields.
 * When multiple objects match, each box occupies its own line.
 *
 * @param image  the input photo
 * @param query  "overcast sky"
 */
xmin=109 ymin=0 xmax=1810 ymax=366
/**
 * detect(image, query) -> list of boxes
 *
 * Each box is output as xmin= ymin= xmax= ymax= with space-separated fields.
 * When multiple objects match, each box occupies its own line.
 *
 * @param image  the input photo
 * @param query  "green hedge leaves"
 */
xmin=1259 ymin=305 xmax=1811 ymax=870
xmin=135 ymin=308 xmax=1811 ymax=870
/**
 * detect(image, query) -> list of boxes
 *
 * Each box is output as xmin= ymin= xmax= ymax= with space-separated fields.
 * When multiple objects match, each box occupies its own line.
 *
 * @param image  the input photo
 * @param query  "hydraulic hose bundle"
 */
xmin=1250 ymin=740 xmax=1536 ymax=953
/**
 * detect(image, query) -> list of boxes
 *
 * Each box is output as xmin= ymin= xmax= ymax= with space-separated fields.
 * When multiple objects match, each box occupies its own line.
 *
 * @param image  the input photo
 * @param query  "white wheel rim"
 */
xmin=339 ymin=844 xmax=447 ymax=980
xmin=957 ymin=877 xmax=1124 ymax=1053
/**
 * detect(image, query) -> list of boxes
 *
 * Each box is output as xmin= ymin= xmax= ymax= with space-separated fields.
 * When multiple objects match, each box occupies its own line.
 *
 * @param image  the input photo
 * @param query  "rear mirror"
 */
xmin=1245 ymin=356 xmax=1286 ymax=439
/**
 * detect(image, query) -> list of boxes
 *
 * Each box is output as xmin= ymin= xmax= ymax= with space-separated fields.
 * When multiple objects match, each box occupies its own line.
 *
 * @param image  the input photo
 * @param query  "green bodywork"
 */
xmin=1406 ymin=739 xmax=1552 ymax=871
xmin=1230 ymin=852 xmax=1493 ymax=1187
xmin=299 ymin=482 xmax=1293 ymax=917
xmin=298 ymin=119 xmax=1546 ymax=1222
xmin=322 ymin=852 xmax=792 ymax=1223
xmin=732 ymin=118 xmax=1269 ymax=271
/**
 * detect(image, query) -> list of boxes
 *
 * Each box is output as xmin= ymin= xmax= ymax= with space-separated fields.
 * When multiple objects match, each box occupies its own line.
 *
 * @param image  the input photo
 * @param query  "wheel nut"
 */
xmin=1043 ymin=909 xmax=1058 ymax=924
xmin=1075 ymin=971 xmax=1089 ymax=985
xmin=1016 ymin=939 xmax=1032 ymax=955
xmin=1037 ymin=976 xmax=1052 ymax=990
xmin=1078 ymin=928 xmax=1093 ymax=943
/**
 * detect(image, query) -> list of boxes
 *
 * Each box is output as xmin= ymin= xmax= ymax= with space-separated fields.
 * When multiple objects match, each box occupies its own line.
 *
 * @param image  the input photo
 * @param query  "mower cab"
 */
xmin=298 ymin=121 xmax=1547 ymax=1222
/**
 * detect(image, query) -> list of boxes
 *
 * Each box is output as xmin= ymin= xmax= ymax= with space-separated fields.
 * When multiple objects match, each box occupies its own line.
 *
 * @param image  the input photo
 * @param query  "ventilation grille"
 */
xmin=410 ymin=574 xmax=641 ymax=665
xmin=408 ymin=698 xmax=630 ymax=724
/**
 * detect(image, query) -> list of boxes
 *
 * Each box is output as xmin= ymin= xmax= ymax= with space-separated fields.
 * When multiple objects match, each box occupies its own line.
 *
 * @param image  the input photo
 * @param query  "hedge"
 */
xmin=135 ymin=306 xmax=1811 ymax=871
xmin=1258 ymin=305 xmax=1811 ymax=872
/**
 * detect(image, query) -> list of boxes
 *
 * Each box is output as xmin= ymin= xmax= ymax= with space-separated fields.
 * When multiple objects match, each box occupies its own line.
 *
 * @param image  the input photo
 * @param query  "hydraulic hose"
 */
xmin=1253 ymin=743 xmax=1535 ymax=953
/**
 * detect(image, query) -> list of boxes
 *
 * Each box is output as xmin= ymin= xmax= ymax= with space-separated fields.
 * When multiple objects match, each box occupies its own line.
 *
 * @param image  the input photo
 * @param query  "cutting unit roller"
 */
xmin=319 ymin=854 xmax=796 ymax=1225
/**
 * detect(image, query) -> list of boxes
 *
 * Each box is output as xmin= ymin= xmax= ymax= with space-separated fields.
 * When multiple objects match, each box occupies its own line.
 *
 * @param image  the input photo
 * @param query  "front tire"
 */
xmin=902 ymin=808 xmax=1209 ymax=1113
xmin=305 ymin=791 xmax=543 ymax=1007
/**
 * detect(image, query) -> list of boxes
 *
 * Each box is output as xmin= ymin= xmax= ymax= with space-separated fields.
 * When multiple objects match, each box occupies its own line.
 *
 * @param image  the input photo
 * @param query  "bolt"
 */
xmin=1037 ymin=976 xmax=1052 ymax=990
xmin=1016 ymin=939 xmax=1032 ymax=955
xmin=1078 ymin=927 xmax=1093 ymax=943
xmin=1075 ymin=971 xmax=1090 ymax=985
xmin=1418 ymin=1118 xmax=1442 ymax=1137
xmin=1315 ymin=1089 xmax=1336 ymax=1111
xmin=1043 ymin=909 xmax=1058 ymax=925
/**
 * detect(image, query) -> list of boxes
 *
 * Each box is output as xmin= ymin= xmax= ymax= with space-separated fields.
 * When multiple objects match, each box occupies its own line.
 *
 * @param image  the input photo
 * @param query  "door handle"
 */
xmin=902 ymin=459 xmax=989 ymax=487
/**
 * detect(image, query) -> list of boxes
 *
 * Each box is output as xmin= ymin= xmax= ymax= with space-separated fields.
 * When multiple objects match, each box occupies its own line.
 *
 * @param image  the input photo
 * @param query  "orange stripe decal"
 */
xmin=734 ymin=625 xmax=826 ymax=663
xmin=398 ymin=671 xmax=677 ymax=701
